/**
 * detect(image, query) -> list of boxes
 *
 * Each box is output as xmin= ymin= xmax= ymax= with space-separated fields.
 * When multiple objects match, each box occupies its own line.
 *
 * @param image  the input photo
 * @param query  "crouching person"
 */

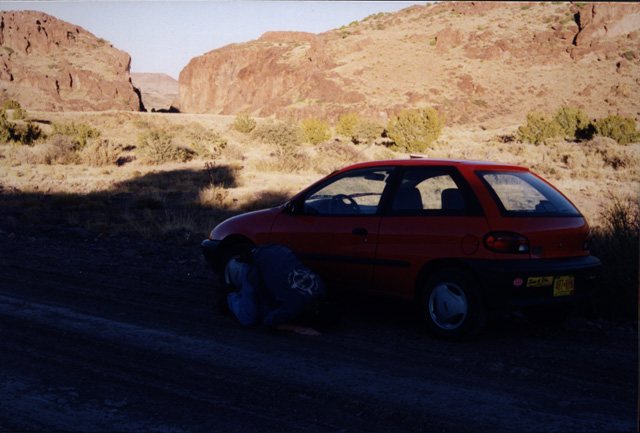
xmin=224 ymin=244 xmax=340 ymax=335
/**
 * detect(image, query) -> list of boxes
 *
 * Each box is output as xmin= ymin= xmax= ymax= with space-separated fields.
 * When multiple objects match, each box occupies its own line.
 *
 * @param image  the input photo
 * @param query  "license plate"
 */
xmin=553 ymin=276 xmax=575 ymax=297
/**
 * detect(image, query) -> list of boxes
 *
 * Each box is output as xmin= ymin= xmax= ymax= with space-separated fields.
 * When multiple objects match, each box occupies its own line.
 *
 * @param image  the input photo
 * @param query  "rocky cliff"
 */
xmin=178 ymin=1 xmax=640 ymax=126
xmin=0 ymin=10 xmax=142 ymax=111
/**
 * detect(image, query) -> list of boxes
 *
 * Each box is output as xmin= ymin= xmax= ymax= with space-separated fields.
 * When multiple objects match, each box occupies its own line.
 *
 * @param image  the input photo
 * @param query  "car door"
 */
xmin=270 ymin=166 xmax=395 ymax=290
xmin=374 ymin=166 xmax=491 ymax=299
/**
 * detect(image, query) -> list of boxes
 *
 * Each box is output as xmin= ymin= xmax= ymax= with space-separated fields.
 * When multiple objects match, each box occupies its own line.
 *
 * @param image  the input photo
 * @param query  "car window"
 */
xmin=391 ymin=168 xmax=468 ymax=214
xmin=478 ymin=171 xmax=581 ymax=217
xmin=304 ymin=167 xmax=393 ymax=215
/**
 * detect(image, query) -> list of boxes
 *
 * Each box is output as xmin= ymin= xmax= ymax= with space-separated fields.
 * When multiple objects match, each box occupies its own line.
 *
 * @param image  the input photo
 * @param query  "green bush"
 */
xmin=137 ymin=129 xmax=192 ymax=165
xmin=593 ymin=115 xmax=640 ymax=145
xmin=591 ymin=197 xmax=639 ymax=320
xmin=51 ymin=121 xmax=101 ymax=150
xmin=0 ymin=109 xmax=15 ymax=143
xmin=233 ymin=113 xmax=257 ymax=134
xmin=15 ymin=121 xmax=43 ymax=145
xmin=183 ymin=122 xmax=227 ymax=158
xmin=553 ymin=106 xmax=590 ymax=139
xmin=335 ymin=113 xmax=360 ymax=139
xmin=386 ymin=107 xmax=444 ymax=153
xmin=2 ymin=99 xmax=21 ymax=110
xmin=300 ymin=118 xmax=331 ymax=144
xmin=336 ymin=113 xmax=383 ymax=144
xmin=0 ymin=108 xmax=41 ymax=145
xmin=252 ymin=120 xmax=303 ymax=147
xmin=517 ymin=112 xmax=563 ymax=145
xmin=11 ymin=107 xmax=26 ymax=120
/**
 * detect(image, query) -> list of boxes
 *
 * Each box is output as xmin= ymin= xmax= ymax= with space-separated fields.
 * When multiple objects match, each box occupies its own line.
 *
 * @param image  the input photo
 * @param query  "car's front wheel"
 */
xmin=421 ymin=268 xmax=486 ymax=340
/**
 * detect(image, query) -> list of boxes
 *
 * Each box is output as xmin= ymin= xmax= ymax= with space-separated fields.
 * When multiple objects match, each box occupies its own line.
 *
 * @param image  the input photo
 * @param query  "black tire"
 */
xmin=217 ymin=241 xmax=254 ymax=287
xmin=420 ymin=268 xmax=486 ymax=340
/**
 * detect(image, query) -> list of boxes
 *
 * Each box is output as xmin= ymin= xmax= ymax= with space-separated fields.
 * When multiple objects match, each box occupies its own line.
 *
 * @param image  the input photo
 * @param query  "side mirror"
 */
xmin=284 ymin=200 xmax=301 ymax=215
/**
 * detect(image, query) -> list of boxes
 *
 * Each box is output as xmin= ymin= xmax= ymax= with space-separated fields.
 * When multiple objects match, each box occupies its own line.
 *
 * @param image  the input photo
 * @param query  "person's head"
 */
xmin=305 ymin=295 xmax=341 ymax=331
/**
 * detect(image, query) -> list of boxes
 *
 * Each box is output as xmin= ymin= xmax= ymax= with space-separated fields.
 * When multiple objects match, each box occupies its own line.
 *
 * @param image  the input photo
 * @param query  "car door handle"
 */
xmin=352 ymin=228 xmax=368 ymax=236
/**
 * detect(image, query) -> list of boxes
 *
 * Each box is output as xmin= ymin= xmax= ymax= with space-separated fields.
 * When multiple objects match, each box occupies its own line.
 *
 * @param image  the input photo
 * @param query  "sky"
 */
xmin=2 ymin=1 xmax=427 ymax=79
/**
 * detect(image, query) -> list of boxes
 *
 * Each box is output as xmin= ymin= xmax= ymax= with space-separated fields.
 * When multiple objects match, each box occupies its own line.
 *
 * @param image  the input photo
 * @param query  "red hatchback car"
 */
xmin=202 ymin=159 xmax=600 ymax=338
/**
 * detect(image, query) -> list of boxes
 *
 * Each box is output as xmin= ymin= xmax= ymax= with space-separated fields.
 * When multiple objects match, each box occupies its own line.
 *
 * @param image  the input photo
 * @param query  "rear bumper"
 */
xmin=463 ymin=255 xmax=601 ymax=308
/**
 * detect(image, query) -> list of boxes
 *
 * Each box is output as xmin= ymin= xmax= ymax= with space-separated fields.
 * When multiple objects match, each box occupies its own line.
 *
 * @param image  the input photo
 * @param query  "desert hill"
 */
xmin=178 ymin=1 xmax=640 ymax=127
xmin=0 ymin=10 xmax=142 ymax=111
xmin=130 ymin=73 xmax=179 ymax=111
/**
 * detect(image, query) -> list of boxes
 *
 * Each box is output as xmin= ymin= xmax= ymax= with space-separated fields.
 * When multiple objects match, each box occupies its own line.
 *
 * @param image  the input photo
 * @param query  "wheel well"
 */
xmin=414 ymin=259 xmax=481 ymax=301
xmin=219 ymin=235 xmax=256 ymax=252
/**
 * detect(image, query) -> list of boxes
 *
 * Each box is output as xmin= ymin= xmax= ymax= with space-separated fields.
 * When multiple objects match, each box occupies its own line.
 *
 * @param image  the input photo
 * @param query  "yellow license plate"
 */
xmin=553 ymin=276 xmax=575 ymax=297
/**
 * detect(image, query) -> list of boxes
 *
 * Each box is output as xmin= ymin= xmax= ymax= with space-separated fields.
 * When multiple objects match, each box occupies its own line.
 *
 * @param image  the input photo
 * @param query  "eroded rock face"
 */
xmin=0 ymin=10 xmax=142 ymax=111
xmin=575 ymin=2 xmax=640 ymax=47
xmin=178 ymin=31 xmax=363 ymax=117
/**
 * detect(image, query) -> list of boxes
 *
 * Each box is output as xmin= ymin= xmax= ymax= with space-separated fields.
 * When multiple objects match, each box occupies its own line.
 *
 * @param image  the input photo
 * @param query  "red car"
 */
xmin=202 ymin=159 xmax=600 ymax=338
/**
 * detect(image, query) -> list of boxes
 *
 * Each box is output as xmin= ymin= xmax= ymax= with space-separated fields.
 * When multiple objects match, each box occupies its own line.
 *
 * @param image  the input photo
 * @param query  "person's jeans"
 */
xmin=227 ymin=263 xmax=268 ymax=326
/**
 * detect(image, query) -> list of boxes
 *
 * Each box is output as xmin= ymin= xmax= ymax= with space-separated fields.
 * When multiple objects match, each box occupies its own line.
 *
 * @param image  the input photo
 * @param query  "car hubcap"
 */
xmin=429 ymin=282 xmax=468 ymax=330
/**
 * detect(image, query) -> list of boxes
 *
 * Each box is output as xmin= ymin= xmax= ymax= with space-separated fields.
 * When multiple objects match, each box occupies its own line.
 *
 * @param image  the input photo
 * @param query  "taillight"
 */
xmin=583 ymin=230 xmax=593 ymax=251
xmin=484 ymin=231 xmax=530 ymax=254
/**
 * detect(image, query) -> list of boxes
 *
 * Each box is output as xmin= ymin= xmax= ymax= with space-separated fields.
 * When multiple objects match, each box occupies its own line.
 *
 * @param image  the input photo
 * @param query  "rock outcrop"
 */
xmin=178 ymin=31 xmax=364 ymax=117
xmin=177 ymin=2 xmax=640 ymax=125
xmin=0 ymin=10 xmax=142 ymax=111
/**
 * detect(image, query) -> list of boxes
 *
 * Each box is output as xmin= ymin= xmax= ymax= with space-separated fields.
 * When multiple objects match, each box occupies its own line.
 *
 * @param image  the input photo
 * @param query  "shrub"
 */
xmin=183 ymin=122 xmax=227 ymax=158
xmin=0 ymin=109 xmax=15 ymax=143
xmin=11 ymin=107 xmax=26 ymax=120
xmin=335 ymin=113 xmax=360 ymax=139
xmin=336 ymin=113 xmax=384 ymax=144
xmin=593 ymin=115 xmax=640 ymax=145
xmin=252 ymin=120 xmax=303 ymax=147
xmin=386 ymin=107 xmax=444 ymax=153
xmin=233 ymin=113 xmax=257 ymax=134
xmin=2 ymin=99 xmax=21 ymax=110
xmin=591 ymin=197 xmax=639 ymax=320
xmin=51 ymin=121 xmax=101 ymax=150
xmin=517 ymin=112 xmax=563 ymax=145
xmin=553 ymin=106 xmax=590 ymax=139
xmin=300 ymin=118 xmax=331 ymax=144
xmin=137 ymin=129 xmax=192 ymax=165
xmin=14 ymin=121 xmax=43 ymax=145
xmin=81 ymin=139 xmax=124 ymax=166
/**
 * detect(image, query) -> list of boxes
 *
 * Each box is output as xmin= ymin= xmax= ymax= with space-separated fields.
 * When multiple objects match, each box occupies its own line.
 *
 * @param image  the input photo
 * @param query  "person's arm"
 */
xmin=274 ymin=323 xmax=321 ymax=336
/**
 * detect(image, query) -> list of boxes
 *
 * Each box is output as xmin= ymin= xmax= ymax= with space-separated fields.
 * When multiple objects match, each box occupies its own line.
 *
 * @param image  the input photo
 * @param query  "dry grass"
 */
xmin=0 ymin=111 xmax=638 ymax=238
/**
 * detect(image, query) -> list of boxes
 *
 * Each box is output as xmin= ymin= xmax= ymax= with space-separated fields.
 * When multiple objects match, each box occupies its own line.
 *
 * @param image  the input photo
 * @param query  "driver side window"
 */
xmin=304 ymin=167 xmax=393 ymax=215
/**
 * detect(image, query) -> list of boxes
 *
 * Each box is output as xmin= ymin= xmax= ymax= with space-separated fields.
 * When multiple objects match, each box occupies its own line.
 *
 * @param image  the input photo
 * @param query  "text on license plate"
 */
xmin=553 ymin=275 xmax=575 ymax=297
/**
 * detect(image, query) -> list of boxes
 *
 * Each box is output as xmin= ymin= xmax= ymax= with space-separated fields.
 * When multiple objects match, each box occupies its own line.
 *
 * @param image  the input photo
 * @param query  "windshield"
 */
xmin=477 ymin=171 xmax=581 ymax=217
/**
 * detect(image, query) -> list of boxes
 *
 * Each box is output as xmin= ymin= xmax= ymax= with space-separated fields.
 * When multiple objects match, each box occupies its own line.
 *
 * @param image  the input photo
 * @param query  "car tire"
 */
xmin=421 ymin=268 xmax=486 ymax=340
xmin=218 ymin=241 xmax=254 ymax=287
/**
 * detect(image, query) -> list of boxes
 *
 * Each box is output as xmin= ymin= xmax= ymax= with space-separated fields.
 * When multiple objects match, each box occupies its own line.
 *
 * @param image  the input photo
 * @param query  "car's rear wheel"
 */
xmin=421 ymin=268 xmax=486 ymax=340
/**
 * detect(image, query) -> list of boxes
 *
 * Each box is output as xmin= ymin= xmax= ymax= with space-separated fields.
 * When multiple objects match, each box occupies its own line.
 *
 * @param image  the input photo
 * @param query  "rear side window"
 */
xmin=388 ymin=167 xmax=483 ymax=216
xmin=478 ymin=171 xmax=581 ymax=217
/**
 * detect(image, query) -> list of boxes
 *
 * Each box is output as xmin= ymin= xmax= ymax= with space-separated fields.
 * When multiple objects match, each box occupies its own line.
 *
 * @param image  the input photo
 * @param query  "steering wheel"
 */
xmin=330 ymin=194 xmax=361 ymax=214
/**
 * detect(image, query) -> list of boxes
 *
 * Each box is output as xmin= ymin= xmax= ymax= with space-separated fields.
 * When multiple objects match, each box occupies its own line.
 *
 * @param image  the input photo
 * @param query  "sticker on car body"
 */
xmin=526 ymin=276 xmax=553 ymax=287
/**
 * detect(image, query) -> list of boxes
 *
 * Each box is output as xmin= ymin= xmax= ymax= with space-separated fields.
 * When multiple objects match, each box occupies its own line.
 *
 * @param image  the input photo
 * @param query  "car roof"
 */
xmin=341 ymin=158 xmax=530 ymax=172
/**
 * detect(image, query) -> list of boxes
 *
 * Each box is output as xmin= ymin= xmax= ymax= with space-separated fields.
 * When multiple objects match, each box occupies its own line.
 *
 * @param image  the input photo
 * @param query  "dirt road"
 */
xmin=0 ymin=223 xmax=637 ymax=433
